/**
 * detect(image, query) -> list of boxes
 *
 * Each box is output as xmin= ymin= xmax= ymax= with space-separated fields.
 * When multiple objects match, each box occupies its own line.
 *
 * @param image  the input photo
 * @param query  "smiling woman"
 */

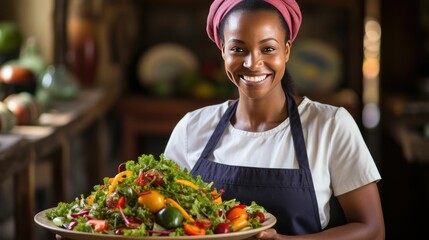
xmin=164 ymin=0 xmax=385 ymax=239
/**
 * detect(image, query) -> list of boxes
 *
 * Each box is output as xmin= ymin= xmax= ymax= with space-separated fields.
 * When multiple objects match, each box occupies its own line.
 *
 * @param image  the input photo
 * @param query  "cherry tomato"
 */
xmin=226 ymin=207 xmax=248 ymax=221
xmin=145 ymin=169 xmax=165 ymax=186
xmin=137 ymin=190 xmax=165 ymax=213
xmin=195 ymin=218 xmax=212 ymax=229
xmin=214 ymin=222 xmax=231 ymax=234
xmin=253 ymin=211 xmax=265 ymax=223
xmin=156 ymin=207 xmax=183 ymax=229
xmin=183 ymin=223 xmax=206 ymax=235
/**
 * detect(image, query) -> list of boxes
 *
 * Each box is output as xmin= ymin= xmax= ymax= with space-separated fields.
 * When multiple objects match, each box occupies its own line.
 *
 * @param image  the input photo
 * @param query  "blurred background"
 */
xmin=0 ymin=0 xmax=428 ymax=239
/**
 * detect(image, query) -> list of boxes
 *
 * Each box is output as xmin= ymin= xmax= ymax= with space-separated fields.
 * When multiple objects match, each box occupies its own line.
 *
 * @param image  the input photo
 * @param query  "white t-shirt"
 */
xmin=164 ymin=97 xmax=381 ymax=229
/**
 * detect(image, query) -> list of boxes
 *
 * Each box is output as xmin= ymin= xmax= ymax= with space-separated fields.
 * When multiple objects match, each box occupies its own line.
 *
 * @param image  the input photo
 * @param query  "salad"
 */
xmin=46 ymin=154 xmax=267 ymax=236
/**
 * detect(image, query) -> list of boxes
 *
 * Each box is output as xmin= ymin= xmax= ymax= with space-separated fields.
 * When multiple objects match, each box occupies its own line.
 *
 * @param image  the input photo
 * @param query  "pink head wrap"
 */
xmin=206 ymin=0 xmax=302 ymax=49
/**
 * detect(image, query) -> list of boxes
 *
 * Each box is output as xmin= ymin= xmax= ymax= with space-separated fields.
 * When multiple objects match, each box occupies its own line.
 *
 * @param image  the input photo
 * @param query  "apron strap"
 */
xmin=287 ymin=93 xmax=311 ymax=170
xmin=199 ymin=100 xmax=238 ymax=160
xmin=287 ymin=94 xmax=322 ymax=224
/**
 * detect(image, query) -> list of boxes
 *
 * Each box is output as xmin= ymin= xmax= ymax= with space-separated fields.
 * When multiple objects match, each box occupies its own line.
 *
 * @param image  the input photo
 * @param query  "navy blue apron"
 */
xmin=190 ymin=94 xmax=322 ymax=235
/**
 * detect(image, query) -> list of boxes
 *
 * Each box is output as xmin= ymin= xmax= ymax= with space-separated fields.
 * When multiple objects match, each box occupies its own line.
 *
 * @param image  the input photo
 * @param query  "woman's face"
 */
xmin=221 ymin=10 xmax=291 ymax=100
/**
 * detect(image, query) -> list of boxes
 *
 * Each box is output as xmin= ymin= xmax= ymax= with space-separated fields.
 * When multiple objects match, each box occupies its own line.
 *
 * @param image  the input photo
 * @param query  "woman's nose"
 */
xmin=243 ymin=53 xmax=263 ymax=69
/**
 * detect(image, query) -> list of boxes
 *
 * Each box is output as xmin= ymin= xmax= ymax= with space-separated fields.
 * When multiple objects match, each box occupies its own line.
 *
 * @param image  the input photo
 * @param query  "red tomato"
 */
xmin=214 ymin=222 xmax=231 ymax=234
xmin=254 ymin=211 xmax=265 ymax=223
xmin=145 ymin=169 xmax=165 ymax=186
xmin=226 ymin=207 xmax=248 ymax=221
xmin=196 ymin=218 xmax=212 ymax=229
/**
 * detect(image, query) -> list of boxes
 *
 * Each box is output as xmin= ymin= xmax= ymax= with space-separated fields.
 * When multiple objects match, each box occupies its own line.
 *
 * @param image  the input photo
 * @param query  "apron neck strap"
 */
xmin=287 ymin=94 xmax=310 ymax=170
xmin=199 ymin=100 xmax=238 ymax=160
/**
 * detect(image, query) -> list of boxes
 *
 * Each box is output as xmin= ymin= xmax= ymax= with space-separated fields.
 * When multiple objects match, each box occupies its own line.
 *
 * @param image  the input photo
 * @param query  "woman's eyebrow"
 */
xmin=228 ymin=38 xmax=245 ymax=44
xmin=227 ymin=38 xmax=279 ymax=44
xmin=260 ymin=38 xmax=279 ymax=44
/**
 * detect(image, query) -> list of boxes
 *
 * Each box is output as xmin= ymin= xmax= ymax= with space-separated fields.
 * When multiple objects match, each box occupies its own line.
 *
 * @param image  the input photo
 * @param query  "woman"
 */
xmin=164 ymin=0 xmax=385 ymax=239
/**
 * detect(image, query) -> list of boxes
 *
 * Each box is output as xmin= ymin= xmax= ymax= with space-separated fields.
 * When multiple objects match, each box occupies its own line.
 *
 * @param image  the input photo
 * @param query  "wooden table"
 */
xmin=0 ymin=85 xmax=120 ymax=240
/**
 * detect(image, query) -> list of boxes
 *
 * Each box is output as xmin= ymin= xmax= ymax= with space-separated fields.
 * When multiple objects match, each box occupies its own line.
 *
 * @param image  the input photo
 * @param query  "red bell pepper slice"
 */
xmin=115 ymin=196 xmax=126 ymax=209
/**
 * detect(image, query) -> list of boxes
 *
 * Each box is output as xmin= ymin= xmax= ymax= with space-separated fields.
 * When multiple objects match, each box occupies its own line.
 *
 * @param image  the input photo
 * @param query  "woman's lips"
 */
xmin=240 ymin=74 xmax=268 ymax=82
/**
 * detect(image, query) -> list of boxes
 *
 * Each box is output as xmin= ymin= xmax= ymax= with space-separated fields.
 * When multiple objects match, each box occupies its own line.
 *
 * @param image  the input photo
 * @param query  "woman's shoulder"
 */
xmin=300 ymin=97 xmax=352 ymax=119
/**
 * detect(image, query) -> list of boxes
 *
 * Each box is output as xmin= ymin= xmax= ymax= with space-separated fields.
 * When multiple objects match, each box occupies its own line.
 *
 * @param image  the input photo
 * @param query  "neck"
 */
xmin=233 ymin=91 xmax=288 ymax=132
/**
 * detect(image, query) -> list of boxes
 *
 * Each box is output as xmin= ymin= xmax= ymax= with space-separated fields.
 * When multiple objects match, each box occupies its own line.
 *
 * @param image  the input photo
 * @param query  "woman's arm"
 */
xmin=256 ymin=182 xmax=385 ymax=240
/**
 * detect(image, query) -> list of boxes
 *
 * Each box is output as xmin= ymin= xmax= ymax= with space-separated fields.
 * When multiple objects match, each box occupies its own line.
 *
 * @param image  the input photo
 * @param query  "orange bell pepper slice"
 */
xmin=184 ymin=223 xmax=206 ymax=235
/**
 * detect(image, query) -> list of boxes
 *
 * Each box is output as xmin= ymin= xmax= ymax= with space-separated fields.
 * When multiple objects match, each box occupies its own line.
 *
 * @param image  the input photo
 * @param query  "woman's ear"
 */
xmin=285 ymin=41 xmax=292 ymax=63
xmin=221 ymin=42 xmax=226 ymax=59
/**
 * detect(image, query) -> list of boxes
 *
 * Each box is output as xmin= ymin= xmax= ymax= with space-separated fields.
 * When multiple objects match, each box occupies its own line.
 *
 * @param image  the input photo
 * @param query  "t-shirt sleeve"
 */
xmin=164 ymin=113 xmax=191 ymax=170
xmin=329 ymin=108 xmax=381 ymax=196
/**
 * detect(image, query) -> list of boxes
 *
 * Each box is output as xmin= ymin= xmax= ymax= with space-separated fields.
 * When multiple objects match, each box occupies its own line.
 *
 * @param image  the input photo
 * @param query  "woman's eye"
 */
xmin=230 ymin=47 xmax=244 ymax=53
xmin=263 ymin=47 xmax=275 ymax=52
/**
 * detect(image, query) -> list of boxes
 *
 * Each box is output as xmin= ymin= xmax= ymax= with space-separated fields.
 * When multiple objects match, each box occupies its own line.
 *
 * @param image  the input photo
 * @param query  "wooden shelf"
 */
xmin=116 ymin=96 xmax=221 ymax=161
xmin=0 ymin=85 xmax=120 ymax=240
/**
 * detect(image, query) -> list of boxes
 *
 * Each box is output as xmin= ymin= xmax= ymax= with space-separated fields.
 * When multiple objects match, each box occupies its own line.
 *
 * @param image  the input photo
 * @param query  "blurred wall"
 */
xmin=0 ymin=0 xmax=54 ymax=64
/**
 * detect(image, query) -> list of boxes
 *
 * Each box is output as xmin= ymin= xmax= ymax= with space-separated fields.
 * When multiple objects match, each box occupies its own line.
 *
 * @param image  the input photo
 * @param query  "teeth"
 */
xmin=242 ymin=75 xmax=267 ymax=82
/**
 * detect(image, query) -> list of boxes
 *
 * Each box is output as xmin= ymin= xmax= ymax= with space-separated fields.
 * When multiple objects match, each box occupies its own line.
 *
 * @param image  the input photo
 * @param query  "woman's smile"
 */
xmin=240 ymin=74 xmax=269 ymax=83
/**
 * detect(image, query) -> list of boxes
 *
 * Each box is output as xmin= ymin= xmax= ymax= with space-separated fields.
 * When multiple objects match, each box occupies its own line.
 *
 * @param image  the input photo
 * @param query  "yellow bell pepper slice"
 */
xmin=176 ymin=179 xmax=199 ymax=190
xmin=211 ymin=189 xmax=223 ymax=204
xmin=108 ymin=170 xmax=133 ymax=195
xmin=166 ymin=197 xmax=195 ymax=223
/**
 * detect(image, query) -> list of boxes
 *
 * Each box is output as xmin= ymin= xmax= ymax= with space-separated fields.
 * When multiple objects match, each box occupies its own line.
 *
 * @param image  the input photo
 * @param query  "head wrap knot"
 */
xmin=206 ymin=0 xmax=302 ymax=49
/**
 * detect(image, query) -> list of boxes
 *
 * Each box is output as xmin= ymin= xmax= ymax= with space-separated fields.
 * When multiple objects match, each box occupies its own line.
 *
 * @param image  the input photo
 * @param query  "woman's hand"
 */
xmin=256 ymin=228 xmax=278 ymax=239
